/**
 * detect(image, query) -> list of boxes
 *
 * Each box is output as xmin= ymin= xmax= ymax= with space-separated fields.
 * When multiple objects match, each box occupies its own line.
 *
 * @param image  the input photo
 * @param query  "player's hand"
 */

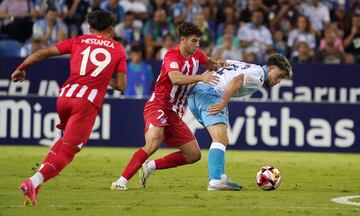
xmin=216 ymin=59 xmax=229 ymax=68
xmin=11 ymin=69 xmax=26 ymax=82
xmin=207 ymin=101 xmax=227 ymax=115
xmin=201 ymin=70 xmax=219 ymax=85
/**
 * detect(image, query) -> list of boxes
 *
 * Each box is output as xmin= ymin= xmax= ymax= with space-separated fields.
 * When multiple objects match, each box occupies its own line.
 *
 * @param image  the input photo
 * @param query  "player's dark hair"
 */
xmin=266 ymin=54 xmax=293 ymax=79
xmin=177 ymin=22 xmax=202 ymax=38
xmin=88 ymin=10 xmax=116 ymax=31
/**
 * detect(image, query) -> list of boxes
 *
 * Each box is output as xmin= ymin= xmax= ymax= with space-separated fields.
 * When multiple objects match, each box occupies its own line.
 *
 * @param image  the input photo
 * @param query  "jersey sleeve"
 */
xmin=55 ymin=37 xmax=74 ymax=54
xmin=163 ymin=52 xmax=181 ymax=74
xmin=197 ymin=49 xmax=209 ymax=64
xmin=116 ymin=45 xmax=127 ymax=74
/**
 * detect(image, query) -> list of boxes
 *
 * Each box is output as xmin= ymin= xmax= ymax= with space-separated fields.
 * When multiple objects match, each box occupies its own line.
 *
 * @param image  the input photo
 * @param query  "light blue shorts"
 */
xmin=188 ymin=83 xmax=229 ymax=127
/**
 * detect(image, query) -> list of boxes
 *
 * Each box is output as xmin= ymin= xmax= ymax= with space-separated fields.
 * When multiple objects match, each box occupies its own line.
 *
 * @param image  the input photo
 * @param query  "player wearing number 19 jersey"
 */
xmin=11 ymin=10 xmax=127 ymax=206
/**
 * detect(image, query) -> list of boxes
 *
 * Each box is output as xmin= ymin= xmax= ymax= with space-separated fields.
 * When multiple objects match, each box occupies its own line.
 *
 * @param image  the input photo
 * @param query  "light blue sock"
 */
xmin=208 ymin=142 xmax=226 ymax=180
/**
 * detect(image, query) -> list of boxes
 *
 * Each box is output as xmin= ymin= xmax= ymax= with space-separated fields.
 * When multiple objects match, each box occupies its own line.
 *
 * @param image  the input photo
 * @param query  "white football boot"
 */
xmin=139 ymin=160 xmax=153 ymax=188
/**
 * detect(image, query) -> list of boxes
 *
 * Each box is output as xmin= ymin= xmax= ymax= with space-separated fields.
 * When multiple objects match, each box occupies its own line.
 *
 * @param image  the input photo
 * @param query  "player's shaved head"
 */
xmin=88 ymin=10 xmax=116 ymax=31
xmin=266 ymin=54 xmax=293 ymax=79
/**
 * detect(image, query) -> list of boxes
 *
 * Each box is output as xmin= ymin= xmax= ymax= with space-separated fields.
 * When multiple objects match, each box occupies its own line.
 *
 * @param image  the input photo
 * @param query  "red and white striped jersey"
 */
xmin=55 ymin=34 xmax=127 ymax=109
xmin=146 ymin=45 xmax=208 ymax=117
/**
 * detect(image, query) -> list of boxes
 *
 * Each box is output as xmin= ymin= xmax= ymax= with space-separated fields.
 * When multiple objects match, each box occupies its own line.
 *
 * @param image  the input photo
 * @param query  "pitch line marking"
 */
xmin=331 ymin=195 xmax=360 ymax=206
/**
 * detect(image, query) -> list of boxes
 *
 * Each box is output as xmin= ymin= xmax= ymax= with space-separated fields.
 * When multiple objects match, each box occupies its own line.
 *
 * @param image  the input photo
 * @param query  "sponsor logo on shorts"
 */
xmin=159 ymin=116 xmax=167 ymax=124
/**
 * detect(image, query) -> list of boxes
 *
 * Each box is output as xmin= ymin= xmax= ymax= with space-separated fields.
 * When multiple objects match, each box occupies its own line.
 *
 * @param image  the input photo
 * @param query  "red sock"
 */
xmin=154 ymin=151 xmax=188 ymax=170
xmin=42 ymin=138 xmax=63 ymax=164
xmin=121 ymin=148 xmax=149 ymax=180
xmin=39 ymin=144 xmax=79 ymax=182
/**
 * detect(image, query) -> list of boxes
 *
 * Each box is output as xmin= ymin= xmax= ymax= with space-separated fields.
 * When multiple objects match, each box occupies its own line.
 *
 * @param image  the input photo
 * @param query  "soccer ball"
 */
xmin=256 ymin=166 xmax=281 ymax=191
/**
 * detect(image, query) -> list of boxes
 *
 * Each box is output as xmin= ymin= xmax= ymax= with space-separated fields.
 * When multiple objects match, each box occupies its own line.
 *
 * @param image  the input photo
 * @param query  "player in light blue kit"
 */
xmin=188 ymin=54 xmax=293 ymax=191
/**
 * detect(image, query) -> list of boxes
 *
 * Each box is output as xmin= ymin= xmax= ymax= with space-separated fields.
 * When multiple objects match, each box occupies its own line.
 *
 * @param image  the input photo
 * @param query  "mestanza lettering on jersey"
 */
xmin=146 ymin=45 xmax=208 ymax=117
xmin=212 ymin=60 xmax=265 ymax=98
xmin=55 ymin=34 xmax=126 ymax=109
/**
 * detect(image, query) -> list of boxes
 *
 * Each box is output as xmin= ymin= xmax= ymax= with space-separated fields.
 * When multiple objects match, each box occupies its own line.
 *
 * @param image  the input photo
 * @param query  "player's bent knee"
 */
xmin=186 ymin=152 xmax=201 ymax=164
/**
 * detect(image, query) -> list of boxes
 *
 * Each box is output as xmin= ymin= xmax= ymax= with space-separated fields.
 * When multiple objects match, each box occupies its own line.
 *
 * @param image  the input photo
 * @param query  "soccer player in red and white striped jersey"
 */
xmin=111 ymin=22 xmax=227 ymax=190
xmin=11 ymin=10 xmax=127 ymax=205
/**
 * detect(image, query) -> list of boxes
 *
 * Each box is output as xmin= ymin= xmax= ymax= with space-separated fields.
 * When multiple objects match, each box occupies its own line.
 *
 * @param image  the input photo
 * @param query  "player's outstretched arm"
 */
xmin=11 ymin=46 xmax=61 ymax=82
xmin=207 ymin=74 xmax=244 ymax=115
xmin=168 ymin=70 xmax=219 ymax=85
xmin=110 ymin=73 xmax=127 ymax=92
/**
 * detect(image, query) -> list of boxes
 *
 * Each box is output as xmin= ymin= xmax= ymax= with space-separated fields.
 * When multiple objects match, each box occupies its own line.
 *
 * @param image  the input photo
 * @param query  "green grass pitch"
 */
xmin=0 ymin=146 xmax=359 ymax=216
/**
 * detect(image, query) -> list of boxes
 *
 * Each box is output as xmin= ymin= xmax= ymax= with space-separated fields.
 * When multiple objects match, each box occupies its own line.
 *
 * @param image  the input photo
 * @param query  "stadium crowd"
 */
xmin=1 ymin=0 xmax=360 ymax=96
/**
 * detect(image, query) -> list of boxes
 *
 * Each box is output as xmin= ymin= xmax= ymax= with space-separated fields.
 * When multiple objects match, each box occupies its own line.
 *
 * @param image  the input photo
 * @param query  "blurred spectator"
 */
xmin=64 ymin=0 xmax=89 ymax=37
xmin=292 ymin=42 xmax=314 ymax=63
xmin=35 ymin=0 xmax=67 ymax=18
xmin=273 ymin=30 xmax=287 ymax=56
xmin=199 ymin=0 xmax=218 ymax=24
xmin=173 ymin=0 xmax=202 ymax=25
xmin=350 ymin=0 xmax=360 ymax=15
xmin=239 ymin=0 xmax=270 ymax=26
xmin=125 ymin=45 xmax=154 ymax=97
xmin=32 ymin=7 xmax=68 ymax=45
xmin=216 ymin=5 xmax=238 ymax=39
xmin=114 ymin=11 xmax=143 ymax=56
xmin=269 ymin=0 xmax=300 ymax=35
xmin=211 ymin=32 xmax=242 ymax=60
xmin=330 ymin=3 xmax=348 ymax=33
xmin=0 ymin=0 xmax=37 ymax=42
xmin=143 ymin=8 xmax=176 ymax=59
xmin=88 ymin=0 xmax=102 ymax=12
xmin=199 ymin=3 xmax=216 ymax=34
xmin=100 ymin=0 xmax=125 ymax=23
xmin=344 ymin=14 xmax=360 ymax=63
xmin=20 ymin=36 xmax=46 ymax=57
xmin=157 ymin=34 xmax=176 ymax=60
xmin=238 ymin=9 xmax=273 ymax=62
xmin=194 ymin=13 xmax=214 ymax=55
xmin=301 ymin=0 xmax=330 ymax=35
xmin=147 ymin=0 xmax=167 ymax=17
xmin=119 ymin=0 xmax=148 ymax=21
xmin=287 ymin=15 xmax=316 ymax=58
xmin=216 ymin=24 xmax=240 ymax=47
xmin=316 ymin=25 xmax=345 ymax=64
xmin=319 ymin=25 xmax=344 ymax=52
xmin=290 ymin=0 xmax=304 ymax=13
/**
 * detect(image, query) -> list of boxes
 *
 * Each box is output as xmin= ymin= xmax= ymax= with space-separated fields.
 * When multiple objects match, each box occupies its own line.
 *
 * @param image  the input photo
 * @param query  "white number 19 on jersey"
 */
xmin=80 ymin=46 xmax=111 ymax=77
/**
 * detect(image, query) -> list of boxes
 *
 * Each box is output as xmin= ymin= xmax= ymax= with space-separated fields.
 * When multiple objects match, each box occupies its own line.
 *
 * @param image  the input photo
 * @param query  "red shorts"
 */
xmin=143 ymin=105 xmax=195 ymax=147
xmin=56 ymin=97 xmax=98 ymax=146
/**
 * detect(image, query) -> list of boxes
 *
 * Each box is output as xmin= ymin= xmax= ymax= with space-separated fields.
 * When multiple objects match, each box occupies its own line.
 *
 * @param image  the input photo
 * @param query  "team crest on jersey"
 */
xmin=159 ymin=116 xmax=167 ymax=124
xmin=246 ymin=75 xmax=254 ymax=83
xmin=170 ymin=62 xmax=179 ymax=69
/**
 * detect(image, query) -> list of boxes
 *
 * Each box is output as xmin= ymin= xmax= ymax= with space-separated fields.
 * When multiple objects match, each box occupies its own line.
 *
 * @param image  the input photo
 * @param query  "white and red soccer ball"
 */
xmin=256 ymin=166 xmax=281 ymax=191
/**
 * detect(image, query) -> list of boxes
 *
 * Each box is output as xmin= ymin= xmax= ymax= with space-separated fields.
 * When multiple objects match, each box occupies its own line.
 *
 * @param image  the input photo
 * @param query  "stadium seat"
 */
xmin=0 ymin=39 xmax=22 ymax=57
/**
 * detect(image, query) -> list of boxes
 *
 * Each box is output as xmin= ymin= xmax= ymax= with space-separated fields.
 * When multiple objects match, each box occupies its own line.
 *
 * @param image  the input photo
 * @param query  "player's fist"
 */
xmin=11 ymin=69 xmax=26 ymax=82
xmin=201 ymin=70 xmax=219 ymax=85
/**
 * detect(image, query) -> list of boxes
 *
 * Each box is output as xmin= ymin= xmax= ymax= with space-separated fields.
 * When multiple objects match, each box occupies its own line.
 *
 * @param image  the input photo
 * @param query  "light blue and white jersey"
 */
xmin=211 ymin=60 xmax=267 ymax=97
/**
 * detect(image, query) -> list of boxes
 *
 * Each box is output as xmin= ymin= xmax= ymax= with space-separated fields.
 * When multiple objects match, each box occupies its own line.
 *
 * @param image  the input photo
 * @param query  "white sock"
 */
xmin=115 ymin=176 xmax=128 ymax=186
xmin=221 ymin=174 xmax=228 ymax=180
xmin=209 ymin=179 xmax=222 ymax=186
xmin=30 ymin=172 xmax=44 ymax=188
xmin=146 ymin=160 xmax=156 ymax=172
